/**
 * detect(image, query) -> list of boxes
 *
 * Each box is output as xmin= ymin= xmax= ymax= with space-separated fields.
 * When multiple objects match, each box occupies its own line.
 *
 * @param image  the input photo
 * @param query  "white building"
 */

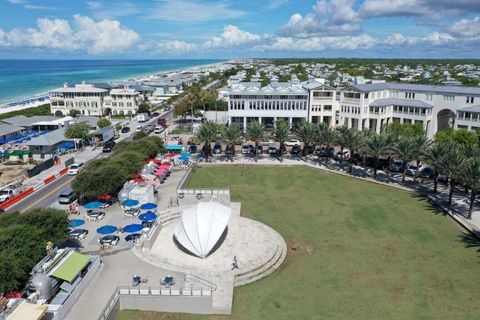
xmin=50 ymin=82 xmax=109 ymax=117
xmin=338 ymin=83 xmax=480 ymax=138
xmin=104 ymin=87 xmax=141 ymax=116
xmin=226 ymin=82 xmax=309 ymax=131
xmin=49 ymin=82 xmax=142 ymax=117
xmin=303 ymin=82 xmax=338 ymax=127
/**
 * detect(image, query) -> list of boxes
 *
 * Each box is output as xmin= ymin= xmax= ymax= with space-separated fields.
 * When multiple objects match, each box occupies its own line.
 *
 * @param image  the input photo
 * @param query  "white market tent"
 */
xmin=174 ymin=202 xmax=231 ymax=258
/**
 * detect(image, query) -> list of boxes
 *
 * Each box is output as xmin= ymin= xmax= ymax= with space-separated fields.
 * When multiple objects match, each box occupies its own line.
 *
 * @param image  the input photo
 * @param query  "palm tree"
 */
xmin=423 ymin=142 xmax=448 ymax=193
xmin=221 ymin=124 xmax=242 ymax=162
xmin=341 ymin=128 xmax=365 ymax=173
xmin=317 ymin=125 xmax=336 ymax=167
xmin=438 ymin=142 xmax=466 ymax=206
xmin=461 ymin=157 xmax=480 ymax=219
xmin=363 ymin=133 xmax=389 ymax=179
xmin=335 ymin=126 xmax=350 ymax=163
xmin=246 ymin=121 xmax=266 ymax=162
xmin=392 ymin=136 xmax=418 ymax=183
xmin=195 ymin=120 xmax=219 ymax=161
xmin=412 ymin=135 xmax=428 ymax=180
xmin=273 ymin=118 xmax=290 ymax=162
xmin=295 ymin=121 xmax=316 ymax=161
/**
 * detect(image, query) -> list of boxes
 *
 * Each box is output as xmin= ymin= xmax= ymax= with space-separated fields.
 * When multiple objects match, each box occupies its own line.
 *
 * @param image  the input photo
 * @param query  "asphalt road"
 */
xmin=6 ymin=108 xmax=174 ymax=213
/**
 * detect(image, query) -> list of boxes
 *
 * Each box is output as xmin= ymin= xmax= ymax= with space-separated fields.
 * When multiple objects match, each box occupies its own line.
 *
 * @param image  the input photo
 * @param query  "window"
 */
xmin=313 ymin=91 xmax=333 ymax=98
xmin=443 ymin=95 xmax=455 ymax=102
xmin=405 ymin=92 xmax=415 ymax=99
xmin=467 ymin=96 xmax=475 ymax=104
xmin=426 ymin=94 xmax=432 ymax=101
xmin=324 ymin=105 xmax=332 ymax=111
xmin=344 ymin=92 xmax=361 ymax=99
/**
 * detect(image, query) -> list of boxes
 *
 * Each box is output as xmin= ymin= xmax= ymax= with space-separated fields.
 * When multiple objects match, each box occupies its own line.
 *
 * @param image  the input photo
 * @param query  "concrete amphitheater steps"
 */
xmin=234 ymin=243 xmax=287 ymax=287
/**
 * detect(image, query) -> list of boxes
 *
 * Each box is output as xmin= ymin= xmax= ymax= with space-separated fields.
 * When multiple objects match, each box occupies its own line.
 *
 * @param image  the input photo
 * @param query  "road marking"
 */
xmin=20 ymin=176 xmax=74 ymax=212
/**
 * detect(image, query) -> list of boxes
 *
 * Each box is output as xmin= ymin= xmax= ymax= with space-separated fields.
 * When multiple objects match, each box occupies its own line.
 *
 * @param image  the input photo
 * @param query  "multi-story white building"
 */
xmin=49 ymin=82 xmax=142 ymax=117
xmin=226 ymin=82 xmax=308 ymax=131
xmin=303 ymin=82 xmax=338 ymax=127
xmin=338 ymin=83 xmax=480 ymax=138
xmin=104 ymin=87 xmax=141 ymax=116
xmin=50 ymin=82 xmax=109 ymax=117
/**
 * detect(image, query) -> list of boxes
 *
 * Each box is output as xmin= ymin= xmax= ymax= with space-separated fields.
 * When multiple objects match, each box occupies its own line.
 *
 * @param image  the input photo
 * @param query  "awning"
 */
xmin=6 ymin=300 xmax=48 ymax=320
xmin=165 ymin=145 xmax=184 ymax=150
xmin=49 ymin=252 xmax=89 ymax=283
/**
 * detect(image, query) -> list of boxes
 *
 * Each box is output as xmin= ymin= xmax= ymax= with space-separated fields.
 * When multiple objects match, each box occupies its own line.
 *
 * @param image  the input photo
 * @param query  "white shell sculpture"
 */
xmin=174 ymin=202 xmax=231 ymax=258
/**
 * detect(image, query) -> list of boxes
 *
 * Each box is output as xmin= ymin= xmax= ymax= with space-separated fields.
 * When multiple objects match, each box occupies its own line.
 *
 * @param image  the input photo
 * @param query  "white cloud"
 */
xmin=279 ymin=0 xmax=361 ymax=37
xmin=384 ymin=32 xmax=456 ymax=48
xmin=0 ymin=15 xmax=139 ymax=54
xmin=360 ymin=0 xmax=480 ymax=19
xmin=6 ymin=0 xmax=52 ymax=10
xmin=204 ymin=25 xmax=261 ymax=49
xmin=448 ymin=17 xmax=480 ymax=38
xmin=266 ymin=0 xmax=289 ymax=10
xmin=87 ymin=1 xmax=140 ymax=19
xmin=149 ymin=0 xmax=245 ymax=23
xmin=257 ymin=34 xmax=377 ymax=52
xmin=141 ymin=40 xmax=198 ymax=55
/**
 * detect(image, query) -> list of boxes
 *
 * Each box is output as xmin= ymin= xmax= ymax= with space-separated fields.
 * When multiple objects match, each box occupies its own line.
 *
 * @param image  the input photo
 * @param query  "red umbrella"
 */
xmin=97 ymin=194 xmax=113 ymax=200
xmin=146 ymin=158 xmax=162 ymax=164
xmin=131 ymin=173 xmax=141 ymax=179
xmin=133 ymin=177 xmax=145 ymax=183
xmin=166 ymin=153 xmax=175 ymax=158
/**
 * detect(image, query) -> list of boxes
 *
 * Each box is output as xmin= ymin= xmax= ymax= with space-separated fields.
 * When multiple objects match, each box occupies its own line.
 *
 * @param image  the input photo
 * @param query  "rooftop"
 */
xmin=370 ymin=98 xmax=433 ymax=109
xmin=0 ymin=123 xmax=24 ymax=137
xmin=458 ymin=105 xmax=480 ymax=113
xmin=228 ymin=82 xmax=307 ymax=95
xmin=350 ymin=82 xmax=480 ymax=95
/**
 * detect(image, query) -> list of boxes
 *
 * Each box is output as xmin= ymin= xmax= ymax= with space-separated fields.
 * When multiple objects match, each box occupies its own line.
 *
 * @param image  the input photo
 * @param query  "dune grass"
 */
xmin=118 ymin=166 xmax=480 ymax=320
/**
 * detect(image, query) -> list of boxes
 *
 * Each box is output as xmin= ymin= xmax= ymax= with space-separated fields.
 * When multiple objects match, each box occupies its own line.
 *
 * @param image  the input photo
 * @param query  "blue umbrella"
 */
xmin=179 ymin=156 xmax=189 ymax=161
xmin=181 ymin=152 xmax=192 ymax=158
xmin=69 ymin=219 xmax=85 ymax=228
xmin=84 ymin=201 xmax=103 ymax=209
xmin=122 ymin=199 xmax=139 ymax=207
xmin=138 ymin=211 xmax=158 ymax=221
xmin=96 ymin=225 xmax=117 ymax=235
xmin=140 ymin=202 xmax=157 ymax=210
xmin=123 ymin=224 xmax=144 ymax=233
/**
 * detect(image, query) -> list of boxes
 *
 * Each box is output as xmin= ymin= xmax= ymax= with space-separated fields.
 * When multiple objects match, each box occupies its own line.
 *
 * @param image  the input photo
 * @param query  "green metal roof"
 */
xmin=50 ymin=252 xmax=89 ymax=283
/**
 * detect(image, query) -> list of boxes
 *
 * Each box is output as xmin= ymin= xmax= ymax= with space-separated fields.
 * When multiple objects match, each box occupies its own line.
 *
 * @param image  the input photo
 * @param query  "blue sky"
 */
xmin=0 ymin=0 xmax=480 ymax=59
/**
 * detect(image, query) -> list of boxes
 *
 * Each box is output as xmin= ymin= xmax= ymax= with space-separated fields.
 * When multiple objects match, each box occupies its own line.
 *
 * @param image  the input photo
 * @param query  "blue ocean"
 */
xmin=0 ymin=59 xmax=223 ymax=103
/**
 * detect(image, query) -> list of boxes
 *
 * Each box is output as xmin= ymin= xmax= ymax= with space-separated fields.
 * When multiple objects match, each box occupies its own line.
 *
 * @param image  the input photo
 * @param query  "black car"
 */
xmin=268 ymin=143 xmax=277 ymax=155
xmin=99 ymin=235 xmax=120 ymax=246
xmin=121 ymin=126 xmax=130 ymax=133
xmin=419 ymin=166 xmax=434 ymax=179
xmin=151 ymin=112 xmax=160 ymax=117
xmin=125 ymin=233 xmax=141 ymax=242
xmin=103 ymin=140 xmax=116 ymax=152
xmin=291 ymin=145 xmax=301 ymax=156
xmin=256 ymin=145 xmax=263 ymax=154
xmin=213 ymin=143 xmax=222 ymax=154
xmin=189 ymin=144 xmax=198 ymax=153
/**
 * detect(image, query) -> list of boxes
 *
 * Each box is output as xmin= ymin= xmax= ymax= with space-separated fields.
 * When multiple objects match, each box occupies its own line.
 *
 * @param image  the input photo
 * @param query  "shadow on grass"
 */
xmin=458 ymin=231 xmax=480 ymax=257
xmin=411 ymin=193 xmax=448 ymax=217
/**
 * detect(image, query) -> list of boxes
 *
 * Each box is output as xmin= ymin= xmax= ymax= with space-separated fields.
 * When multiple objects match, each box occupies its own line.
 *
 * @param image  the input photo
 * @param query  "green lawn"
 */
xmin=118 ymin=166 xmax=480 ymax=320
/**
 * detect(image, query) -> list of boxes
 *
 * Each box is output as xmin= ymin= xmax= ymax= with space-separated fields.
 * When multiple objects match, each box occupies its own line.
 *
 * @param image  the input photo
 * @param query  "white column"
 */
xmin=289 ymin=117 xmax=293 ymax=126
xmin=274 ymin=117 xmax=277 ymax=127
xmin=258 ymin=117 xmax=262 ymax=124
xmin=347 ymin=117 xmax=352 ymax=129
xmin=243 ymin=117 xmax=247 ymax=132
xmin=376 ymin=119 xmax=381 ymax=133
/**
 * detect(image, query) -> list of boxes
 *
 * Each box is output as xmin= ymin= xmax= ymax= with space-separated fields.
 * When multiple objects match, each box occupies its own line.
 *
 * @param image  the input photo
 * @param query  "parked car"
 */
xmin=58 ymin=188 xmax=77 ymax=204
xmin=256 ymin=145 xmax=263 ymax=154
xmin=135 ymin=125 xmax=143 ymax=132
xmin=157 ymin=118 xmax=167 ymax=127
xmin=103 ymin=140 xmax=116 ymax=152
xmin=121 ymin=126 xmax=130 ymax=133
xmin=125 ymin=233 xmax=141 ymax=242
xmin=87 ymin=211 xmax=105 ymax=221
xmin=0 ymin=188 xmax=17 ymax=203
xmin=99 ymin=235 xmax=119 ymax=246
xmin=189 ymin=144 xmax=198 ymax=153
xmin=419 ymin=166 xmax=435 ymax=179
xmin=285 ymin=139 xmax=300 ymax=147
xmin=213 ymin=143 xmax=222 ymax=154
xmin=164 ymin=106 xmax=171 ymax=111
xmin=406 ymin=163 xmax=420 ymax=176
xmin=389 ymin=160 xmax=404 ymax=172
xmin=241 ymin=144 xmax=254 ymax=154
xmin=146 ymin=124 xmax=155 ymax=133
xmin=68 ymin=162 xmax=84 ymax=175
xmin=335 ymin=151 xmax=350 ymax=160
xmin=151 ymin=112 xmax=160 ymax=117
xmin=268 ymin=143 xmax=277 ymax=155
xmin=291 ymin=145 xmax=301 ymax=156
xmin=261 ymin=139 xmax=275 ymax=146
xmin=69 ymin=228 xmax=88 ymax=240
xmin=154 ymin=126 xmax=164 ymax=134
xmin=316 ymin=147 xmax=335 ymax=157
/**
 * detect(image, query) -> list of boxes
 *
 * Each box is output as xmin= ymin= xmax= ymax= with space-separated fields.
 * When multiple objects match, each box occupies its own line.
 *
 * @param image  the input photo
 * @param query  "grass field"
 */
xmin=118 ymin=166 xmax=480 ymax=320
